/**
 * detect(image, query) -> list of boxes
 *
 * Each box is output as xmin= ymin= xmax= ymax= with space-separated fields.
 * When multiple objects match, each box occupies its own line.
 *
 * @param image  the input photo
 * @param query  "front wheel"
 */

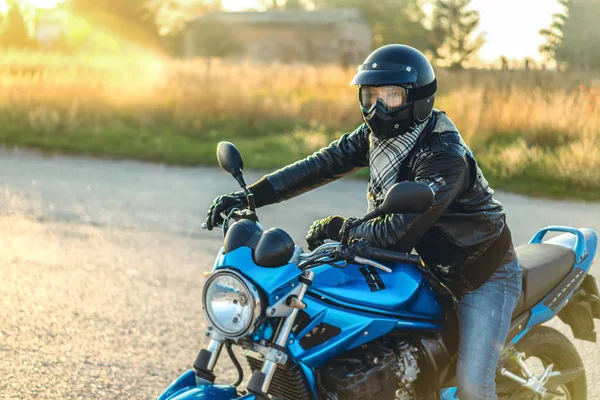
xmin=499 ymin=325 xmax=587 ymax=400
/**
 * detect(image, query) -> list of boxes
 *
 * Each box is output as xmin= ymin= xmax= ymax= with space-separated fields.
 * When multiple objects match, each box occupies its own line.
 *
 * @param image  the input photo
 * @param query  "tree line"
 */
xmin=1 ymin=0 xmax=598 ymax=71
xmin=540 ymin=0 xmax=600 ymax=72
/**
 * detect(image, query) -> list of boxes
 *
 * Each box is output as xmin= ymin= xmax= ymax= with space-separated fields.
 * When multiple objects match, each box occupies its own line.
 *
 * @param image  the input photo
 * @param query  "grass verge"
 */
xmin=1 ymin=120 xmax=598 ymax=201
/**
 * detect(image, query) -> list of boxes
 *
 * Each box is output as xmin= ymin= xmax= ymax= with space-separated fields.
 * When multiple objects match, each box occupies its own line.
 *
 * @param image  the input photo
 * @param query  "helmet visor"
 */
xmin=359 ymin=85 xmax=408 ymax=111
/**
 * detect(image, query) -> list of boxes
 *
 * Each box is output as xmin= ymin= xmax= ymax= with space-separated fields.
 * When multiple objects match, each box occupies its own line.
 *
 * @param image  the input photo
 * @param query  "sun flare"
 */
xmin=0 ymin=0 xmax=61 ymax=12
xmin=30 ymin=0 xmax=60 ymax=7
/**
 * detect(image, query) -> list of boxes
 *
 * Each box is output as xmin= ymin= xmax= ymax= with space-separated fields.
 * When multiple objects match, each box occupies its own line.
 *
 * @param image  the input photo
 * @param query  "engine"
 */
xmin=318 ymin=340 xmax=421 ymax=400
xmin=245 ymin=339 xmax=426 ymax=400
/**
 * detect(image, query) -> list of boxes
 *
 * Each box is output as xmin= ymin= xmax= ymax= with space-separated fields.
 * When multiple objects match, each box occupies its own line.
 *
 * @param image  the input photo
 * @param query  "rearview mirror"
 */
xmin=217 ymin=142 xmax=246 ymax=188
xmin=338 ymin=181 xmax=436 ymax=243
xmin=379 ymin=182 xmax=434 ymax=215
xmin=361 ymin=181 xmax=434 ymax=222
xmin=217 ymin=141 xmax=244 ymax=175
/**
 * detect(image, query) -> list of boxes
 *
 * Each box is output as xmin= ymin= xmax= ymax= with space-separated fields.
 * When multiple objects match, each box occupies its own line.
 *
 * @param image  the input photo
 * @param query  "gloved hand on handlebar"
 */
xmin=306 ymin=215 xmax=346 ymax=251
xmin=205 ymin=192 xmax=247 ymax=230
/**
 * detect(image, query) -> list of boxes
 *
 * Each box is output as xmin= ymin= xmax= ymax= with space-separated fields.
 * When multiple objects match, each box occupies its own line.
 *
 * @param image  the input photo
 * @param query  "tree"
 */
xmin=71 ymin=0 xmax=162 ymax=49
xmin=281 ymin=0 xmax=309 ymax=9
xmin=0 ymin=1 xmax=36 ymax=49
xmin=540 ymin=0 xmax=568 ymax=69
xmin=540 ymin=0 xmax=600 ymax=72
xmin=148 ymin=0 xmax=223 ymax=36
xmin=258 ymin=0 xmax=311 ymax=9
xmin=430 ymin=0 xmax=484 ymax=68
xmin=312 ymin=0 xmax=433 ymax=50
xmin=187 ymin=16 xmax=243 ymax=72
xmin=70 ymin=0 xmax=224 ymax=53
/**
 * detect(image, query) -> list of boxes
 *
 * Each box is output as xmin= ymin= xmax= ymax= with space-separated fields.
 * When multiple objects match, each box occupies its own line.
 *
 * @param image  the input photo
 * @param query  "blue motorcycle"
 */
xmin=159 ymin=142 xmax=599 ymax=400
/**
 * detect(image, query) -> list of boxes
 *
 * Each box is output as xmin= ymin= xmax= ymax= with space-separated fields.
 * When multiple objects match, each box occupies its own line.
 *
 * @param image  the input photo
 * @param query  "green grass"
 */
xmin=0 ymin=116 xmax=320 ymax=167
xmin=474 ymin=144 xmax=600 ymax=201
xmin=1 ymin=117 xmax=598 ymax=201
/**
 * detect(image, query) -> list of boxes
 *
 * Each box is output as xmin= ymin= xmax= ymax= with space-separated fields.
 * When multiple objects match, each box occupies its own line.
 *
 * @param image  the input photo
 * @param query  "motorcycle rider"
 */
xmin=206 ymin=44 xmax=522 ymax=400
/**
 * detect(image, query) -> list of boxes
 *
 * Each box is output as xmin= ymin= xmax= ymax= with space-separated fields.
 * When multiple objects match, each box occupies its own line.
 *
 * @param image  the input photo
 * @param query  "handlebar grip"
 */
xmin=368 ymin=247 xmax=422 ymax=265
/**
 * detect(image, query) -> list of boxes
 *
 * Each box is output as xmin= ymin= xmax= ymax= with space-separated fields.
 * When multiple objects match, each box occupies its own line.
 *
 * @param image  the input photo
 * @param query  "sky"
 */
xmin=222 ymin=0 xmax=564 ymax=62
xmin=469 ymin=0 xmax=563 ymax=61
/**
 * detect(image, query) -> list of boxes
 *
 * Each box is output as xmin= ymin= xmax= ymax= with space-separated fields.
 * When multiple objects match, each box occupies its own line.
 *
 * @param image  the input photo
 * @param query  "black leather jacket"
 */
xmin=249 ymin=110 xmax=515 ymax=297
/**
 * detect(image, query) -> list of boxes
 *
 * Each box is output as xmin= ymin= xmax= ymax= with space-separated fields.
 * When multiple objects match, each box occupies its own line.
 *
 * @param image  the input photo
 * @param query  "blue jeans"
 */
xmin=456 ymin=258 xmax=522 ymax=400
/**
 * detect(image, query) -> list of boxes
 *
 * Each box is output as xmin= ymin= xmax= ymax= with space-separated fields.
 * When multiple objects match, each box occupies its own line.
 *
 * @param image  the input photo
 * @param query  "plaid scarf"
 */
xmin=367 ymin=119 xmax=429 ymax=211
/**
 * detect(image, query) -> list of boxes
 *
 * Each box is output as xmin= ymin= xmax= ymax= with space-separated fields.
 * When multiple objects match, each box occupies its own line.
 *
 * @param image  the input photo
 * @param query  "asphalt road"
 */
xmin=1 ymin=150 xmax=599 ymax=399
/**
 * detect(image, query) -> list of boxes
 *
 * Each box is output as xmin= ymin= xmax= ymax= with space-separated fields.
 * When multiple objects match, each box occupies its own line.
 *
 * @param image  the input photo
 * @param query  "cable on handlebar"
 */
xmin=298 ymin=242 xmax=340 ymax=259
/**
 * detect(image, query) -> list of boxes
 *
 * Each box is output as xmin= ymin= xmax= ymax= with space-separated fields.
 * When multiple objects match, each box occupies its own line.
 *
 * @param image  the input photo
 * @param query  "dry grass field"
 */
xmin=0 ymin=50 xmax=598 ymax=198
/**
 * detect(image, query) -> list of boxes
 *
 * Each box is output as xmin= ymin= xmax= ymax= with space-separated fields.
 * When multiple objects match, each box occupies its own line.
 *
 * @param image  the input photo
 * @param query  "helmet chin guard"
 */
xmin=362 ymin=101 xmax=414 ymax=140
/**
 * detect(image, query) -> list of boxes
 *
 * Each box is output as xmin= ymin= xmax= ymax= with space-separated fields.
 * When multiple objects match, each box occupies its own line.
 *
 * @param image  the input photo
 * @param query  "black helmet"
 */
xmin=351 ymin=44 xmax=437 ymax=139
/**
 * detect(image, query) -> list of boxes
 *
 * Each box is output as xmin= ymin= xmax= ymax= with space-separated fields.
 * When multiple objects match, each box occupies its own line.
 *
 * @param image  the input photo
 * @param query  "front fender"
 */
xmin=158 ymin=370 xmax=253 ymax=400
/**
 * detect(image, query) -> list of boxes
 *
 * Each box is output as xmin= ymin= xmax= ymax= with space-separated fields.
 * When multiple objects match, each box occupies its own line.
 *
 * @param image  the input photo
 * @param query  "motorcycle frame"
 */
xmin=159 ymin=226 xmax=598 ymax=400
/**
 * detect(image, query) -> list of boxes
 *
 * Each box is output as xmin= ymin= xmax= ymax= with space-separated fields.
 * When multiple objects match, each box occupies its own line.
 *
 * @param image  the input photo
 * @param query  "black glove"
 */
xmin=305 ymin=215 xmax=345 ymax=251
xmin=205 ymin=192 xmax=248 ymax=230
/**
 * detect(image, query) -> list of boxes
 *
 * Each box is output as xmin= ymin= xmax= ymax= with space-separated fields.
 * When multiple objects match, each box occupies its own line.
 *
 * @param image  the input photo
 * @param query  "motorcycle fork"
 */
xmin=247 ymin=270 xmax=314 ymax=397
xmin=192 ymin=338 xmax=224 ymax=384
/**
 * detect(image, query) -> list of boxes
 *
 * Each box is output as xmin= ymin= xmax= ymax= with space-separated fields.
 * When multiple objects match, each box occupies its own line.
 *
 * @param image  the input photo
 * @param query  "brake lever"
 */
xmin=354 ymin=256 xmax=392 ymax=273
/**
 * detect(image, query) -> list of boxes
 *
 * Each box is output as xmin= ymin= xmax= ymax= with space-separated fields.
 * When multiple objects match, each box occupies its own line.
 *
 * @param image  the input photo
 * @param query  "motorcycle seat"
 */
xmin=512 ymin=243 xmax=575 ymax=318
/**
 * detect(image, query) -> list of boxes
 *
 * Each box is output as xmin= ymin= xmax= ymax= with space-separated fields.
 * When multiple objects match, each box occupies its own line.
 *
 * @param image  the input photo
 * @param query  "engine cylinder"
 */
xmin=319 ymin=342 xmax=400 ymax=400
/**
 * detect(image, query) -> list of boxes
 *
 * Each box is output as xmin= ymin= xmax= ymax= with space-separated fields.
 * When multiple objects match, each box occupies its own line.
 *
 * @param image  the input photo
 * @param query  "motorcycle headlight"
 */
xmin=203 ymin=271 xmax=262 ymax=339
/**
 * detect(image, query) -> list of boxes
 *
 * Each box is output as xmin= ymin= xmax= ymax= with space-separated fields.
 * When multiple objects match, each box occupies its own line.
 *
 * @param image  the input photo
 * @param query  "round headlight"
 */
xmin=203 ymin=271 xmax=261 ymax=338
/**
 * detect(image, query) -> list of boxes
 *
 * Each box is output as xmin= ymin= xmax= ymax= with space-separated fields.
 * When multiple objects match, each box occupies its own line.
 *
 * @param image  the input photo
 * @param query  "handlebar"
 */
xmin=298 ymin=240 xmax=421 ymax=273
xmin=362 ymin=247 xmax=422 ymax=266
xmin=347 ymin=238 xmax=421 ymax=266
xmin=205 ymin=212 xmax=422 ymax=270
xmin=205 ymin=207 xmax=422 ymax=268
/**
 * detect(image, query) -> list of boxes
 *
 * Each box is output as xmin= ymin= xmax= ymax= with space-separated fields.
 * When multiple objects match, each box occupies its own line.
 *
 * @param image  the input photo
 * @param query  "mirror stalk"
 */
xmin=231 ymin=169 xmax=256 ymax=213
xmin=232 ymin=169 xmax=247 ymax=190
xmin=361 ymin=208 xmax=381 ymax=223
xmin=245 ymin=190 xmax=256 ymax=212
